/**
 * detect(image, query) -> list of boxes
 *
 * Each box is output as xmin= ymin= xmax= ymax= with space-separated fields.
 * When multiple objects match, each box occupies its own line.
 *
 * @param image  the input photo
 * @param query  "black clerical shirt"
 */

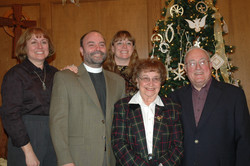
xmin=89 ymin=72 xmax=106 ymax=117
xmin=0 ymin=58 xmax=58 ymax=147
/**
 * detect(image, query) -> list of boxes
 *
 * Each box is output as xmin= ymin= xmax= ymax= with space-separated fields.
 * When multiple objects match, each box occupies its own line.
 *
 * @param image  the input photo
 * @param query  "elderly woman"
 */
xmin=103 ymin=30 xmax=139 ymax=96
xmin=111 ymin=58 xmax=183 ymax=166
xmin=1 ymin=27 xmax=59 ymax=166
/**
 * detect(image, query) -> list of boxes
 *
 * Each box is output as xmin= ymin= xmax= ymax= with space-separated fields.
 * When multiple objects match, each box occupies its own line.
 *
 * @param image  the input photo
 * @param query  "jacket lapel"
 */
xmin=77 ymin=64 xmax=102 ymax=111
xmin=103 ymin=70 xmax=116 ymax=118
xmin=197 ymin=79 xmax=222 ymax=128
xmin=181 ymin=85 xmax=197 ymax=129
xmin=129 ymin=104 xmax=149 ymax=159
xmin=152 ymin=105 xmax=164 ymax=156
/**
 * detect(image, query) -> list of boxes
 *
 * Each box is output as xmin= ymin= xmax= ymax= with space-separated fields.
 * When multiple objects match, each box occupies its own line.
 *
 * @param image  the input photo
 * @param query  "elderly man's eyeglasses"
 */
xmin=185 ymin=59 xmax=210 ymax=69
xmin=138 ymin=76 xmax=161 ymax=83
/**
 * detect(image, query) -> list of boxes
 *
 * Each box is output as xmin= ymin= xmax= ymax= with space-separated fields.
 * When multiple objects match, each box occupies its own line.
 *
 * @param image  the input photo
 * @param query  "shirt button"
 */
xmin=194 ymin=139 xmax=199 ymax=144
xmin=102 ymin=120 xmax=105 ymax=124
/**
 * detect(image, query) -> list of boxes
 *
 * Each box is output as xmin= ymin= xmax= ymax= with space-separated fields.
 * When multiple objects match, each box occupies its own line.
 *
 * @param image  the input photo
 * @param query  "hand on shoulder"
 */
xmin=61 ymin=64 xmax=78 ymax=73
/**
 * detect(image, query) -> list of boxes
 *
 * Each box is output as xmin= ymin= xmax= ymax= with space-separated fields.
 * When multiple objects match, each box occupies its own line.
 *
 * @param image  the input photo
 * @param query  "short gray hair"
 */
xmin=184 ymin=46 xmax=211 ymax=64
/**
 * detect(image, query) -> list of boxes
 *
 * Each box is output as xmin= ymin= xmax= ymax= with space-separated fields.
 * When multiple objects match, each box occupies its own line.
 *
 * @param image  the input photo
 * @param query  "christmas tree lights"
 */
xmin=150 ymin=0 xmax=239 ymax=96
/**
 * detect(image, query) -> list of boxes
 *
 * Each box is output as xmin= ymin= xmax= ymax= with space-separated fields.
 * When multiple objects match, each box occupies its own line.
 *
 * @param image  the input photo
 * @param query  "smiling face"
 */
xmin=136 ymin=70 xmax=161 ymax=104
xmin=185 ymin=48 xmax=212 ymax=90
xmin=26 ymin=34 xmax=49 ymax=65
xmin=112 ymin=38 xmax=134 ymax=65
xmin=80 ymin=32 xmax=107 ymax=68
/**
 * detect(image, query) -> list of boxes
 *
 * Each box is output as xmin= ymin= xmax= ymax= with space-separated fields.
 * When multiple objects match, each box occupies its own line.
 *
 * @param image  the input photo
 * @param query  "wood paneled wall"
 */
xmin=0 ymin=0 xmax=249 ymax=158
xmin=217 ymin=0 xmax=250 ymax=108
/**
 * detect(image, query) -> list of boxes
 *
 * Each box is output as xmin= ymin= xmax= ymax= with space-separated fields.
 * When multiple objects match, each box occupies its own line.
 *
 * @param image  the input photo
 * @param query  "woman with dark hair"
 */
xmin=103 ymin=30 xmax=139 ymax=96
xmin=1 ymin=27 xmax=75 ymax=166
xmin=111 ymin=58 xmax=184 ymax=166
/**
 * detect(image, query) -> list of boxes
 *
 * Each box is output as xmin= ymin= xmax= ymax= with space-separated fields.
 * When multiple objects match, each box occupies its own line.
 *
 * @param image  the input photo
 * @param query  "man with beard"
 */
xmin=49 ymin=31 xmax=125 ymax=166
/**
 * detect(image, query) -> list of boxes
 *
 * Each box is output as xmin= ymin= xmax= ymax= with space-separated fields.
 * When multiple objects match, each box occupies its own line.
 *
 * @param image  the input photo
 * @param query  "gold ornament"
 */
xmin=196 ymin=1 xmax=208 ymax=13
xmin=153 ymin=26 xmax=159 ymax=32
xmin=151 ymin=33 xmax=163 ymax=43
xmin=176 ymin=25 xmax=181 ymax=34
xmin=170 ymin=4 xmax=184 ymax=17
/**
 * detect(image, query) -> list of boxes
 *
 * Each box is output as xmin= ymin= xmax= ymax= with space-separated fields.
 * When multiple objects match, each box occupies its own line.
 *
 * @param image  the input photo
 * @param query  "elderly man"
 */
xmin=50 ymin=31 xmax=125 ymax=166
xmin=169 ymin=47 xmax=250 ymax=166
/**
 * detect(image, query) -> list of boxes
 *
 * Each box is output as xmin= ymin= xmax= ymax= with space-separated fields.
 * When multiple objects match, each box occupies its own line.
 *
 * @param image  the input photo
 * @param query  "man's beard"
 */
xmin=85 ymin=50 xmax=107 ymax=65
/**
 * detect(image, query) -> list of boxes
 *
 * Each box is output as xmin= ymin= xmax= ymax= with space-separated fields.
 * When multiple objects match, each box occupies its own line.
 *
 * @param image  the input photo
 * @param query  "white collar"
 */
xmin=83 ymin=63 xmax=103 ymax=73
xmin=129 ymin=91 xmax=164 ymax=107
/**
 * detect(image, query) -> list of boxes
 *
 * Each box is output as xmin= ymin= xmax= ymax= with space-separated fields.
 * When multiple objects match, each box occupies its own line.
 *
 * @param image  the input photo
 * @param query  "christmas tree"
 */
xmin=150 ymin=0 xmax=239 ymax=97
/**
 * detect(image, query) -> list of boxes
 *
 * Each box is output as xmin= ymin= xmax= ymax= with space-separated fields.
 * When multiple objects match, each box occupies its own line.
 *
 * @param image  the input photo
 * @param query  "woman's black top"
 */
xmin=1 ymin=58 xmax=58 ymax=147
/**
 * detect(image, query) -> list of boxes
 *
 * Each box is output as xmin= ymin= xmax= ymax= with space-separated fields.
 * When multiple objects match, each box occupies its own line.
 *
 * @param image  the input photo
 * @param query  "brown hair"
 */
xmin=16 ymin=27 xmax=55 ymax=61
xmin=132 ymin=58 xmax=166 ymax=85
xmin=103 ymin=30 xmax=139 ymax=76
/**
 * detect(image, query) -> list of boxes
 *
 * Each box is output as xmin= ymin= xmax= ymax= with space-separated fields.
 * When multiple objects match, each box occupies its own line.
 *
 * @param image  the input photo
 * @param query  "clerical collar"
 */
xmin=83 ymin=63 xmax=103 ymax=73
